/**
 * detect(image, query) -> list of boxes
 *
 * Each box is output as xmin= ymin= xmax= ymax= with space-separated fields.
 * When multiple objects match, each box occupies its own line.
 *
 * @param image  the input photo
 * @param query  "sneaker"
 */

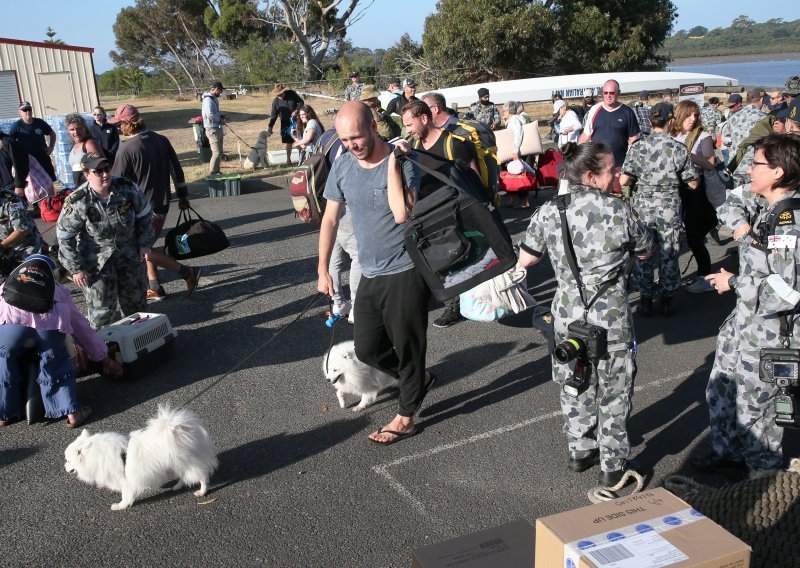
xmin=686 ymin=276 xmax=714 ymax=294
xmin=146 ymin=286 xmax=167 ymax=301
xmin=433 ymin=305 xmax=465 ymax=328
xmin=184 ymin=266 xmax=202 ymax=298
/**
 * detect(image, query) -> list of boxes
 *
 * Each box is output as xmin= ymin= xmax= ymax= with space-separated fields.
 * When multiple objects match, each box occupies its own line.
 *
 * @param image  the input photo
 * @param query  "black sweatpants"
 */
xmin=353 ymin=267 xmax=431 ymax=417
xmin=681 ymin=184 xmax=717 ymax=276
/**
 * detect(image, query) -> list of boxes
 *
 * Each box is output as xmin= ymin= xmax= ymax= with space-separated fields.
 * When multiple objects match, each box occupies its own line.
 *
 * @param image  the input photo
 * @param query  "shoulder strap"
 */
xmin=444 ymin=132 xmax=454 ymax=161
xmin=396 ymin=147 xmax=480 ymax=201
xmin=683 ymin=127 xmax=703 ymax=155
xmin=322 ymin=131 xmax=339 ymax=155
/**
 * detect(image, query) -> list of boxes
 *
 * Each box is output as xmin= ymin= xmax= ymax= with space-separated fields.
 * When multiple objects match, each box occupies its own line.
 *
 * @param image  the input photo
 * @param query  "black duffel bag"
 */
xmin=399 ymin=150 xmax=516 ymax=302
xmin=165 ymin=206 xmax=229 ymax=260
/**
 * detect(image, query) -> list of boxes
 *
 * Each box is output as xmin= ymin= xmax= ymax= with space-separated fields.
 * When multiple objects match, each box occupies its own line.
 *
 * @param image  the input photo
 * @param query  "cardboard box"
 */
xmin=536 ymin=487 xmax=750 ymax=568
xmin=412 ymin=520 xmax=534 ymax=568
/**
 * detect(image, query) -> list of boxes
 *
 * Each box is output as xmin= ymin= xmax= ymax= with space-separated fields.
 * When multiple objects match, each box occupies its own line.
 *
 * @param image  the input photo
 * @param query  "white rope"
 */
xmin=587 ymin=470 xmax=646 ymax=504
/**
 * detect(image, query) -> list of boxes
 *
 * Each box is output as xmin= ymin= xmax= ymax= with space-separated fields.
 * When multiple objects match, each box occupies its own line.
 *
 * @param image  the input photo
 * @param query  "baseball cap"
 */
xmin=788 ymin=97 xmax=800 ymax=122
xmin=403 ymin=78 xmax=417 ymax=88
xmin=349 ymin=70 xmax=360 ymax=78
xmin=19 ymin=101 xmax=32 ymax=111
xmin=638 ymin=90 xmax=650 ymax=99
xmin=583 ymin=89 xmax=594 ymax=98
xmin=107 ymin=103 xmax=140 ymax=124
xmin=553 ymin=100 xmax=566 ymax=113
xmin=650 ymin=102 xmax=674 ymax=121
xmin=477 ymin=87 xmax=490 ymax=98
xmin=211 ymin=81 xmax=224 ymax=90
xmin=727 ymin=93 xmax=743 ymax=106
xmin=772 ymin=106 xmax=790 ymax=121
xmin=81 ymin=152 xmax=110 ymax=171
xmin=359 ymin=85 xmax=381 ymax=101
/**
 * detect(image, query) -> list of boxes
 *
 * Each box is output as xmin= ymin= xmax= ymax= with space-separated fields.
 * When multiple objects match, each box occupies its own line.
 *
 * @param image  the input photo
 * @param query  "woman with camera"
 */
xmin=698 ymin=134 xmax=800 ymax=476
xmin=518 ymin=142 xmax=652 ymax=487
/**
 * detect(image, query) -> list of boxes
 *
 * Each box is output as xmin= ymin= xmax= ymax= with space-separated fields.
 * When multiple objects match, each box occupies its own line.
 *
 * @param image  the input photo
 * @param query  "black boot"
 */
xmin=639 ymin=296 xmax=653 ymax=317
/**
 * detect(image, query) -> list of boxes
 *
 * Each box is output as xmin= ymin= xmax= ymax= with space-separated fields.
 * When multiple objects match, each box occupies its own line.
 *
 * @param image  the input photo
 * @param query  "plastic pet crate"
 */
xmin=97 ymin=313 xmax=177 ymax=380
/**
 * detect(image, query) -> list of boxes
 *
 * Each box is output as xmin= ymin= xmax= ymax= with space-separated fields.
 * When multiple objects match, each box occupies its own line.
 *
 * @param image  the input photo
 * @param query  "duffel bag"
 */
xmin=165 ymin=206 xmax=229 ymax=260
xmin=499 ymin=170 xmax=537 ymax=193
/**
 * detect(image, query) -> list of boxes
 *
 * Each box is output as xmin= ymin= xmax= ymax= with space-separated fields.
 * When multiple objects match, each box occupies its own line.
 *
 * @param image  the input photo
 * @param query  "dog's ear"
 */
xmin=79 ymin=429 xmax=90 ymax=438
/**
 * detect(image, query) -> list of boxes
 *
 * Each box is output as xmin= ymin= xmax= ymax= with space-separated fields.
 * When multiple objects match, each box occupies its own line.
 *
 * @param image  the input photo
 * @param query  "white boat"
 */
xmin=425 ymin=71 xmax=739 ymax=110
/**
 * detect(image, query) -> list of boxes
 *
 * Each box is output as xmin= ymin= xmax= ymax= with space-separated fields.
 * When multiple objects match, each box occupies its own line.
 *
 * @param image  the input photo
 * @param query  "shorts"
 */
xmin=150 ymin=212 xmax=167 ymax=247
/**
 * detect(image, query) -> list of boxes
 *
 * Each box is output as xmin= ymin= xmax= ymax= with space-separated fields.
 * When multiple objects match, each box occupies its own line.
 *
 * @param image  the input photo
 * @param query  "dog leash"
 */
xmin=224 ymin=123 xmax=256 ymax=150
xmin=181 ymin=291 xmax=327 ymax=407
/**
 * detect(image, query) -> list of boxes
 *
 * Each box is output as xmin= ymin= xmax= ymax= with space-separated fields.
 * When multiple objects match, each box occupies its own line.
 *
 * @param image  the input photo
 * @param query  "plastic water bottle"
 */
xmin=176 ymin=234 xmax=191 ymax=255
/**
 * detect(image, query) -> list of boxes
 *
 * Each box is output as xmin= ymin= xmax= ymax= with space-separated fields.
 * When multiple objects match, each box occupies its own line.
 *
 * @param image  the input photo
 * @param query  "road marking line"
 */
xmin=371 ymin=366 xmax=710 ymax=518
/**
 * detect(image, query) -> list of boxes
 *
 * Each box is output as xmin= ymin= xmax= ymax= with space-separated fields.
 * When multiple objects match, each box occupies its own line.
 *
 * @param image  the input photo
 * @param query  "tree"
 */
xmin=204 ymin=0 xmax=273 ymax=48
xmin=688 ymin=26 xmax=708 ymax=37
xmin=380 ymin=34 xmax=425 ymax=83
xmin=44 ymin=26 xmax=64 ymax=44
xmin=731 ymin=15 xmax=755 ymax=32
xmin=250 ymin=0 xmax=374 ymax=81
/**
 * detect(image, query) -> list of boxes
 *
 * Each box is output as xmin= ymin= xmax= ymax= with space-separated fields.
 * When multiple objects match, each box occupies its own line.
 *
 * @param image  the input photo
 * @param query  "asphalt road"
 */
xmin=2 ymin=178 xmax=797 ymax=567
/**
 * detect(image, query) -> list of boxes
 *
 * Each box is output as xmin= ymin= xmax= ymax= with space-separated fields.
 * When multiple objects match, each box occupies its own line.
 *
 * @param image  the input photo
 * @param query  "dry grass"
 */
xmin=102 ymin=92 xmax=340 ymax=183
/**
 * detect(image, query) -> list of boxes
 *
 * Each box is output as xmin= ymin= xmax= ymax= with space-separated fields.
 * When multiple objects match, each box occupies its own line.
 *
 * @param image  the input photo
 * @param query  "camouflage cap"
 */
xmin=359 ymin=85 xmax=381 ymax=101
xmin=783 ymin=76 xmax=800 ymax=97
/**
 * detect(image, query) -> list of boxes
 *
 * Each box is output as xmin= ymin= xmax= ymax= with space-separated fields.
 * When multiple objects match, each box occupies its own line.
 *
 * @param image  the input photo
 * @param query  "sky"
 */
xmin=0 ymin=0 xmax=794 ymax=74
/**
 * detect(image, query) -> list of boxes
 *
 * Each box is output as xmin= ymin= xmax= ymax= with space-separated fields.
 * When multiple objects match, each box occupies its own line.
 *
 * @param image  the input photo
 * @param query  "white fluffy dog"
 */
xmin=64 ymin=405 xmax=218 ymax=510
xmin=323 ymin=340 xmax=396 ymax=411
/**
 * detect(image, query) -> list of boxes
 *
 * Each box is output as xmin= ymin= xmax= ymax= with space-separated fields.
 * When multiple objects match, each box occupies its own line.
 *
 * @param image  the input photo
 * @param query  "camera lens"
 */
xmin=554 ymin=338 xmax=586 ymax=363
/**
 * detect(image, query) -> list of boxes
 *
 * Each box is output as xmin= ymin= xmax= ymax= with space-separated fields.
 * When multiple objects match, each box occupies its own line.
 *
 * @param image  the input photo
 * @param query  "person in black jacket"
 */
xmin=0 ymin=132 xmax=28 ymax=195
xmin=386 ymin=78 xmax=418 ymax=117
xmin=267 ymin=83 xmax=304 ymax=166
xmin=88 ymin=106 xmax=120 ymax=165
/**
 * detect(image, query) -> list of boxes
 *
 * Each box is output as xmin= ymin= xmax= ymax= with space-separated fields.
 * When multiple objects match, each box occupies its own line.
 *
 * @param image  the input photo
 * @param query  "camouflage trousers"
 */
xmin=554 ymin=347 xmax=636 ymax=472
xmin=634 ymin=221 xmax=682 ymax=298
xmin=706 ymin=314 xmax=784 ymax=470
xmin=83 ymin=254 xmax=147 ymax=330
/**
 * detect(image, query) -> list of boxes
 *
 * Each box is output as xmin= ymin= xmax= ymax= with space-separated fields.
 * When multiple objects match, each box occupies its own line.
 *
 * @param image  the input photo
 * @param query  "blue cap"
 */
xmin=24 ymin=254 xmax=56 ymax=271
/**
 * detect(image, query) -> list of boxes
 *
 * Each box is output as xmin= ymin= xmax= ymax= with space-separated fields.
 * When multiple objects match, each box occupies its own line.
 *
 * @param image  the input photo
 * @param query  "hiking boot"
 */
xmin=184 ymin=266 xmax=202 ymax=298
xmin=433 ymin=305 xmax=465 ymax=328
xmin=638 ymin=296 xmax=653 ymax=318
xmin=661 ymin=293 xmax=675 ymax=315
xmin=568 ymin=450 xmax=600 ymax=473
xmin=146 ymin=286 xmax=167 ymax=302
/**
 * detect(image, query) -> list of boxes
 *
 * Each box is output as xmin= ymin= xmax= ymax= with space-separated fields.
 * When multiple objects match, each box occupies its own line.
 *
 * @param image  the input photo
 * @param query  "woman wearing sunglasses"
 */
xmin=88 ymin=106 xmax=120 ymax=165
xmin=55 ymin=153 xmax=154 ymax=330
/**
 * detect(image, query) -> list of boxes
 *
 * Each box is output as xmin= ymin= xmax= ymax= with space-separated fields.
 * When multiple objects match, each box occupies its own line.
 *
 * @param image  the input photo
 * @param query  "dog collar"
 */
xmin=330 ymin=374 xmax=343 ymax=385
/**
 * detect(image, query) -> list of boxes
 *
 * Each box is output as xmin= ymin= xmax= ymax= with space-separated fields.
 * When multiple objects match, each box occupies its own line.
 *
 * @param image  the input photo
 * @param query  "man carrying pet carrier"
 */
xmin=317 ymin=101 xmax=435 ymax=445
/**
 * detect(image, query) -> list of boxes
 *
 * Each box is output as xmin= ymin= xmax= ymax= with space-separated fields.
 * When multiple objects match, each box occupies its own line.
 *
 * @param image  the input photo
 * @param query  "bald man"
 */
xmin=317 ymin=101 xmax=435 ymax=445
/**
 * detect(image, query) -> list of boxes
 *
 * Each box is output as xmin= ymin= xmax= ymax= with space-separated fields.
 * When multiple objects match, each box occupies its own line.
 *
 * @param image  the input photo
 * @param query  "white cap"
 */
xmin=507 ymin=160 xmax=524 ymax=175
xmin=583 ymin=88 xmax=594 ymax=98
xmin=553 ymin=100 xmax=566 ymax=113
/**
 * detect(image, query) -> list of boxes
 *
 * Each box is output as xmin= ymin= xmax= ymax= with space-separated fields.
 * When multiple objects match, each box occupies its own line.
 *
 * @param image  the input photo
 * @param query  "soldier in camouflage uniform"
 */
xmin=699 ymin=98 xmax=723 ymax=136
xmin=518 ymin=142 xmax=653 ymax=486
xmin=468 ymin=88 xmax=501 ymax=131
xmin=726 ymin=90 xmax=767 ymax=185
xmin=0 ymin=188 xmax=44 ymax=277
xmin=699 ymin=135 xmax=800 ymax=474
xmin=620 ymin=102 xmax=700 ymax=315
xmin=344 ymin=71 xmax=364 ymax=102
xmin=56 ymin=153 xmax=153 ymax=330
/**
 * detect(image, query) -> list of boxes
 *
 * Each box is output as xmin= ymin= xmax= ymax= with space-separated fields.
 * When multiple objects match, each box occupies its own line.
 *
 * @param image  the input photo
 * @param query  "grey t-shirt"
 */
xmin=324 ymin=149 xmax=418 ymax=278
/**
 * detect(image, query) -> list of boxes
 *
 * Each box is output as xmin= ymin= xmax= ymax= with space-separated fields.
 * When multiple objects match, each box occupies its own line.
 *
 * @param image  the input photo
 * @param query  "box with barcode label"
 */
xmin=535 ymin=487 xmax=749 ymax=568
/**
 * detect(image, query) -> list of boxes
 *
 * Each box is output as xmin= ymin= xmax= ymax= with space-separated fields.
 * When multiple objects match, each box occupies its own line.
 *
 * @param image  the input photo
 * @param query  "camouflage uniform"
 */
xmin=371 ymin=108 xmax=398 ymax=141
xmin=344 ymin=82 xmax=364 ymax=102
xmin=708 ymin=186 xmax=791 ymax=470
xmin=700 ymin=105 xmax=723 ymax=136
xmin=622 ymin=132 xmax=699 ymax=298
xmin=468 ymin=100 xmax=501 ymax=130
xmin=727 ymin=106 xmax=767 ymax=185
xmin=56 ymin=178 xmax=154 ymax=329
xmin=0 ymin=189 xmax=43 ymax=275
xmin=521 ymin=186 xmax=653 ymax=472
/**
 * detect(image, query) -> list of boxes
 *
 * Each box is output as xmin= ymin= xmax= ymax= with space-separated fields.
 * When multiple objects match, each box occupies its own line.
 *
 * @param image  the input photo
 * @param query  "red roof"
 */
xmin=0 ymin=37 xmax=94 ymax=53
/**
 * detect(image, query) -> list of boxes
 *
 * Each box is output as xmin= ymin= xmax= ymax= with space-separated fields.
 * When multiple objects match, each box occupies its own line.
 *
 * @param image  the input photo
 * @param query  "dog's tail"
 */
xmin=148 ymin=404 xmax=218 ymax=466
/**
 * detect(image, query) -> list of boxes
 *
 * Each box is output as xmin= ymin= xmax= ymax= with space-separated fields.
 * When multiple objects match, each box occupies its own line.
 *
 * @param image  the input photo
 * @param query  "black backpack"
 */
xmin=399 ymin=149 xmax=516 ymax=301
xmin=3 ymin=257 xmax=55 ymax=313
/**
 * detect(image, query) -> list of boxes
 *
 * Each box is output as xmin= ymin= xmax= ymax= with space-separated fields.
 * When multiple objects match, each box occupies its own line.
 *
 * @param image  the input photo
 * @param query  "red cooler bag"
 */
xmin=498 ymin=171 xmax=537 ymax=193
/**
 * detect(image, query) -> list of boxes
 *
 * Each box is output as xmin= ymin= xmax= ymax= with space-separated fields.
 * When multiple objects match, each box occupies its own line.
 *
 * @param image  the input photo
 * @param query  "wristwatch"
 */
xmin=727 ymin=275 xmax=737 ymax=289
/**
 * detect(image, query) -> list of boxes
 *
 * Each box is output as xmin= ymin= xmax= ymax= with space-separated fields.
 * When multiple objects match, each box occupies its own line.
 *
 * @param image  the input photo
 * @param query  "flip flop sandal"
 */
xmin=369 ymin=427 xmax=418 ymax=445
xmin=66 ymin=406 xmax=92 ymax=429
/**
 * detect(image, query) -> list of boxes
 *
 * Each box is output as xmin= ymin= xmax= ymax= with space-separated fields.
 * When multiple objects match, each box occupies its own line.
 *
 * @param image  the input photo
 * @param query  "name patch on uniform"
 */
xmin=117 ymin=202 xmax=132 ymax=215
xmin=777 ymin=210 xmax=795 ymax=226
xmin=768 ymin=235 xmax=797 ymax=249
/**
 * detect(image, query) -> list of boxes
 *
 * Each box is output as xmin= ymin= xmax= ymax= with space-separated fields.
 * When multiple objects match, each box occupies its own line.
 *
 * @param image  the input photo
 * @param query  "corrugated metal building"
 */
xmin=0 ymin=37 xmax=98 ymax=120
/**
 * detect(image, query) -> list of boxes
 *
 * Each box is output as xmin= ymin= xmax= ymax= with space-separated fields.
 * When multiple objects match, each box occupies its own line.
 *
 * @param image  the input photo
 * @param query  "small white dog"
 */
xmin=64 ymin=405 xmax=218 ymax=511
xmin=323 ymin=340 xmax=396 ymax=411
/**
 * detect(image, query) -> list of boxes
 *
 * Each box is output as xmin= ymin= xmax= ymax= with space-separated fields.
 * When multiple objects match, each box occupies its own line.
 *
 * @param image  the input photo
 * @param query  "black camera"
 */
xmin=760 ymin=348 xmax=800 ymax=428
xmin=554 ymin=321 xmax=608 ymax=364
xmin=759 ymin=348 xmax=800 ymax=387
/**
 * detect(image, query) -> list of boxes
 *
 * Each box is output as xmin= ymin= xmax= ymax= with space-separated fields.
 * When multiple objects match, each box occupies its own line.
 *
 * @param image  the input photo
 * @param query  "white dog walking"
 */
xmin=323 ymin=340 xmax=396 ymax=411
xmin=64 ymin=405 xmax=218 ymax=510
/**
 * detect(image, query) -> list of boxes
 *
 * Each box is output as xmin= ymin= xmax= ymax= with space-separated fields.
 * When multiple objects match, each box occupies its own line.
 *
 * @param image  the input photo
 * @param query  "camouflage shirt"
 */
xmin=56 ymin=177 xmax=154 ymax=276
xmin=0 ymin=189 xmax=43 ymax=258
xmin=700 ymin=105 xmax=723 ymax=135
xmin=727 ymin=105 xmax=767 ymax=155
xmin=468 ymin=101 xmax=501 ymax=130
xmin=622 ymin=131 xmax=699 ymax=212
xmin=344 ymin=82 xmax=364 ymax=102
xmin=521 ymin=186 xmax=653 ymax=350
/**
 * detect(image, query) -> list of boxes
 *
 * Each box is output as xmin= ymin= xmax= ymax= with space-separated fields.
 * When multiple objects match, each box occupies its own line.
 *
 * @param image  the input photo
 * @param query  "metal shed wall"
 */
xmin=0 ymin=37 xmax=98 ymax=119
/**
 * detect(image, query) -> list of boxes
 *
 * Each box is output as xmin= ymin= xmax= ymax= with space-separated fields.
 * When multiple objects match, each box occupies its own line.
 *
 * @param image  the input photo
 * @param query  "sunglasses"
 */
xmin=92 ymin=112 xmax=104 ymax=116
xmin=602 ymin=91 xmax=618 ymax=95
xmin=90 ymin=166 xmax=111 ymax=175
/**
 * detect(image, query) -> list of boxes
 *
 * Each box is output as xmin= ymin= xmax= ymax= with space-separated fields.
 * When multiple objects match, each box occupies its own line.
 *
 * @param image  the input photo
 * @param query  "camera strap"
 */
xmin=556 ymin=196 xmax=623 ymax=318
